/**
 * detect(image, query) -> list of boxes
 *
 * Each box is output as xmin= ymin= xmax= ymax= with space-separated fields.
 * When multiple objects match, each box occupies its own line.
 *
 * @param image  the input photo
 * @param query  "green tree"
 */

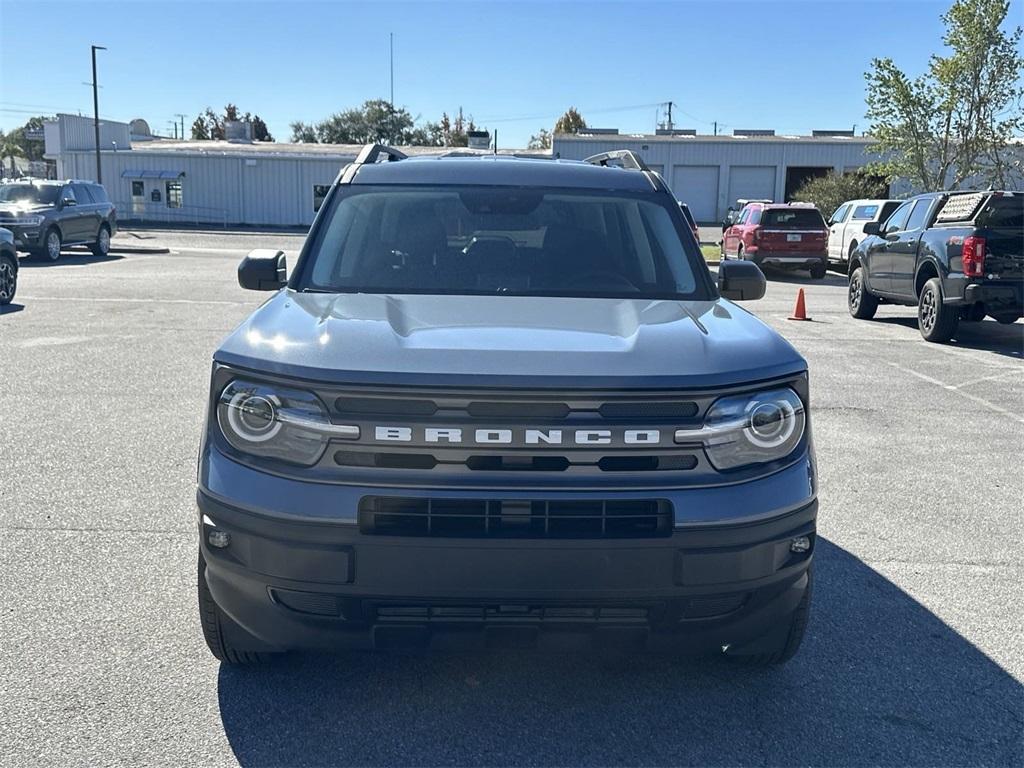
xmin=191 ymin=104 xmax=274 ymax=141
xmin=864 ymin=0 xmax=1024 ymax=190
xmin=290 ymin=121 xmax=317 ymax=143
xmin=0 ymin=130 xmax=22 ymax=177
xmin=528 ymin=128 xmax=552 ymax=150
xmin=554 ymin=107 xmax=587 ymax=135
xmin=312 ymin=99 xmax=415 ymax=144
xmin=791 ymin=170 xmax=891 ymax=219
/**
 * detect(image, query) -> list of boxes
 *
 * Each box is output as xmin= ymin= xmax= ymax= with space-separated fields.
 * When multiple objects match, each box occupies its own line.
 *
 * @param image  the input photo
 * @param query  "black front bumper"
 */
xmin=198 ymin=490 xmax=816 ymax=653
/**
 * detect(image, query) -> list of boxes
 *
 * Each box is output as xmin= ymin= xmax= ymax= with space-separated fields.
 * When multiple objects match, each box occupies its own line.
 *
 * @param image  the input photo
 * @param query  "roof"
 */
xmin=349 ymin=155 xmax=657 ymax=191
xmin=111 ymin=139 xmax=541 ymax=161
xmin=558 ymin=133 xmax=877 ymax=145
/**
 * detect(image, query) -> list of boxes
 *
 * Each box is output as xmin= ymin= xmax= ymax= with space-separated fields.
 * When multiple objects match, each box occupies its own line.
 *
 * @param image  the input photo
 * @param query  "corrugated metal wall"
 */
xmin=60 ymin=149 xmax=352 ymax=226
xmin=553 ymin=136 xmax=881 ymax=221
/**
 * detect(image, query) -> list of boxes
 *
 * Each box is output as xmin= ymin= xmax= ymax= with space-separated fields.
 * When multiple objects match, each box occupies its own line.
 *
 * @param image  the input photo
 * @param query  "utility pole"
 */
xmin=91 ymin=44 xmax=106 ymax=183
xmin=713 ymin=121 xmax=718 ymax=136
xmin=176 ymin=113 xmax=188 ymax=140
xmin=666 ymin=101 xmax=674 ymax=131
xmin=389 ymin=33 xmax=394 ymax=107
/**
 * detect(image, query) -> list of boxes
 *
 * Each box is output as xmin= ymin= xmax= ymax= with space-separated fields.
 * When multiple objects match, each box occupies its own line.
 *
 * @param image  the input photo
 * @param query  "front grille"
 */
xmin=359 ymin=496 xmax=673 ymax=538
xmin=375 ymin=604 xmax=650 ymax=624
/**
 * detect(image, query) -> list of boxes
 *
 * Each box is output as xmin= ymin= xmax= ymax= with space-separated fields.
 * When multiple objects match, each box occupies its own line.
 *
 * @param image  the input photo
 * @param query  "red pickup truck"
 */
xmin=722 ymin=202 xmax=829 ymax=279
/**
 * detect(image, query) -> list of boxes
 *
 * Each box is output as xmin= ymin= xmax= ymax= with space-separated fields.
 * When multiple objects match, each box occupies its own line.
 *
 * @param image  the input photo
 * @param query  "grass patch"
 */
xmin=700 ymin=244 xmax=721 ymax=262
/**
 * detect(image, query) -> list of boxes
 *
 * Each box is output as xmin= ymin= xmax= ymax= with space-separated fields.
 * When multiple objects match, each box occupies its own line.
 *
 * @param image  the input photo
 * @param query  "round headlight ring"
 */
xmin=744 ymin=398 xmax=797 ymax=448
xmin=226 ymin=391 xmax=282 ymax=443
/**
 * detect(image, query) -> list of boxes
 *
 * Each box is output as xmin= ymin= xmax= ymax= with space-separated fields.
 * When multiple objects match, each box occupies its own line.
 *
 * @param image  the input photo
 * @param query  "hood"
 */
xmin=215 ymin=291 xmax=806 ymax=389
xmin=0 ymin=201 xmax=50 ymax=215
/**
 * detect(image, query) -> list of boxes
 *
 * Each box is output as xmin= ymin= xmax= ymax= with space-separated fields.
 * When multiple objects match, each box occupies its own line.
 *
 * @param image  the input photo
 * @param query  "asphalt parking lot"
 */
xmin=1 ymin=228 xmax=1021 ymax=767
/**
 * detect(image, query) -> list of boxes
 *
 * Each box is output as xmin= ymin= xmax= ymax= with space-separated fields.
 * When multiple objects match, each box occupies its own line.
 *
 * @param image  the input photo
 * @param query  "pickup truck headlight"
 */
xmin=216 ymin=379 xmax=358 ymax=466
xmin=675 ymin=387 xmax=805 ymax=470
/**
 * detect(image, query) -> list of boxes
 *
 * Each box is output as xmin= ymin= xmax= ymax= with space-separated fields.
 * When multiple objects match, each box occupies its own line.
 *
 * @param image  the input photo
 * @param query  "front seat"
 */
xmin=541 ymin=225 xmax=635 ymax=291
xmin=365 ymin=207 xmax=448 ymax=289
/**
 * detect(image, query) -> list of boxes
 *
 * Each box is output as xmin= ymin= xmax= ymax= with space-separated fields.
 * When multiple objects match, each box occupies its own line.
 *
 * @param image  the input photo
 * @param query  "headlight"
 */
xmin=216 ymin=379 xmax=358 ymax=466
xmin=17 ymin=215 xmax=43 ymax=227
xmin=675 ymin=387 xmax=805 ymax=470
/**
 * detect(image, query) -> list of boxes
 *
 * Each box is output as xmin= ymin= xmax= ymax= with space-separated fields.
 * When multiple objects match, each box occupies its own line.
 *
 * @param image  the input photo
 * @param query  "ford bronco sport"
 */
xmin=197 ymin=146 xmax=817 ymax=666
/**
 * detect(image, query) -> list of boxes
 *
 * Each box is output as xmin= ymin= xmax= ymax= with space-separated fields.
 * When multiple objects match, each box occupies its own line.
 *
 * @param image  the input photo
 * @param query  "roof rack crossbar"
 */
xmin=354 ymin=143 xmax=408 ymax=165
xmin=583 ymin=150 xmax=650 ymax=172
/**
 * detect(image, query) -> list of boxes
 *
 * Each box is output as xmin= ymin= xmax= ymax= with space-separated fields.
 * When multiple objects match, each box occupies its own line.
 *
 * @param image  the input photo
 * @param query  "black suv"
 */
xmin=848 ymin=190 xmax=1022 ymax=341
xmin=0 ymin=180 xmax=117 ymax=261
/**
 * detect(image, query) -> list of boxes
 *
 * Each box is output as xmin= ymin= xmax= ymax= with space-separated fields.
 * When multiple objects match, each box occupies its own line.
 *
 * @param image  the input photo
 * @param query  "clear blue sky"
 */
xmin=1 ymin=0 xmax=1020 ymax=147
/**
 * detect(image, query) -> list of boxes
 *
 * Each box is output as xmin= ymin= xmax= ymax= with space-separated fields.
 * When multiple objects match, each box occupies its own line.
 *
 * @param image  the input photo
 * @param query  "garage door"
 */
xmin=671 ymin=166 xmax=719 ymax=222
xmin=727 ymin=166 xmax=776 ymax=207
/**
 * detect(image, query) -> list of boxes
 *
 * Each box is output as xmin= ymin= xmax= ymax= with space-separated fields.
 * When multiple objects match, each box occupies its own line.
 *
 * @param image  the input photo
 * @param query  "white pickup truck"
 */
xmin=827 ymin=199 xmax=901 ymax=272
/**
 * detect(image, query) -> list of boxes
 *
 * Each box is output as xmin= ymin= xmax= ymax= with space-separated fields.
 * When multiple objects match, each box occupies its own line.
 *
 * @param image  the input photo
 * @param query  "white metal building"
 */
xmin=553 ymin=131 xmax=885 ymax=222
xmin=44 ymin=114 xmax=895 ymax=227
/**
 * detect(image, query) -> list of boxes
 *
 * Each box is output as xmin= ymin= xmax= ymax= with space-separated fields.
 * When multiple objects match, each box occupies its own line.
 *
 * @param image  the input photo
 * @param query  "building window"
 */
xmin=165 ymin=180 xmax=183 ymax=209
xmin=313 ymin=184 xmax=330 ymax=212
xmin=131 ymin=181 xmax=144 ymax=197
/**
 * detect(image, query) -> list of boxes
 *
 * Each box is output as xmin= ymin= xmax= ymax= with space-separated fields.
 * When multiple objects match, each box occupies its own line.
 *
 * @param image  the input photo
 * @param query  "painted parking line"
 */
xmin=888 ymin=361 xmax=1024 ymax=423
xmin=17 ymin=296 xmax=250 ymax=306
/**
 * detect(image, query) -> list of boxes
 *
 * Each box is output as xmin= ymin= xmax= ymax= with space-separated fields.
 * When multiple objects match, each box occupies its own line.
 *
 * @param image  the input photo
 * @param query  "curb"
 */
xmin=108 ymin=245 xmax=171 ymax=255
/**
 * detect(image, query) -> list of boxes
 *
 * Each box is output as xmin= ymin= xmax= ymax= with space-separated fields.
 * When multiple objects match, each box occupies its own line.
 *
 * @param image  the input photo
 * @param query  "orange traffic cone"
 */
xmin=788 ymin=288 xmax=811 ymax=321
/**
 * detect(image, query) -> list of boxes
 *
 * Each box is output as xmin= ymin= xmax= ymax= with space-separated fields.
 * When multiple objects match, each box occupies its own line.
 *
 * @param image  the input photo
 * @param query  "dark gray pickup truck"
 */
xmin=197 ymin=146 xmax=817 ymax=667
xmin=848 ymin=190 xmax=1023 ymax=341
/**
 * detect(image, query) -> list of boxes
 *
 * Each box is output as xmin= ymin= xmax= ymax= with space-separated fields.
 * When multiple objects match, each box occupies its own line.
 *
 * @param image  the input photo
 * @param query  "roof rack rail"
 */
xmin=354 ymin=143 xmax=407 ymax=165
xmin=583 ymin=150 xmax=650 ymax=172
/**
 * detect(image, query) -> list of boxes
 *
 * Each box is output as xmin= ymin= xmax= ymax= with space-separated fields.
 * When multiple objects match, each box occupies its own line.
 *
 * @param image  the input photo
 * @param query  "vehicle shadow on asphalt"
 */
xmin=0 ymin=302 xmax=25 ymax=315
xmin=871 ymin=316 xmax=1024 ymax=359
xmin=216 ymin=539 xmax=1022 ymax=767
xmin=761 ymin=270 xmax=848 ymax=288
xmin=17 ymin=251 xmax=125 ymax=268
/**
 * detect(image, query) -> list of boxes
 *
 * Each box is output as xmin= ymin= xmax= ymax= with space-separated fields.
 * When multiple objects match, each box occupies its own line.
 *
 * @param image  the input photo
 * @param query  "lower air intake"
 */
xmin=359 ymin=496 xmax=673 ymax=539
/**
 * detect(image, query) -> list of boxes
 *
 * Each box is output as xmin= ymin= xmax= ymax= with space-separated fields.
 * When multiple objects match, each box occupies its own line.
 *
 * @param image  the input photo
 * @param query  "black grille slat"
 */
xmin=598 ymin=401 xmax=699 ymax=419
xmin=467 ymin=401 xmax=571 ymax=419
xmin=335 ymin=396 xmax=438 ymax=417
xmin=359 ymin=496 xmax=672 ymax=539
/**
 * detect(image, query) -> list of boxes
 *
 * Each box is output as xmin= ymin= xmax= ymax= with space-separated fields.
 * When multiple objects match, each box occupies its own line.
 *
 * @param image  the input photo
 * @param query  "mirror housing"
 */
xmin=718 ymin=260 xmax=766 ymax=301
xmin=238 ymin=249 xmax=287 ymax=291
xmin=60 ymin=197 xmax=76 ymax=208
xmin=863 ymin=221 xmax=881 ymax=236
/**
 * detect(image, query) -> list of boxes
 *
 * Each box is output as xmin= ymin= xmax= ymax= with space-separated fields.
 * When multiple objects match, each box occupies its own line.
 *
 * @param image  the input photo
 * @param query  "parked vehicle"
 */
xmin=721 ymin=198 xmax=771 ymax=233
xmin=0 ymin=180 xmax=117 ymax=262
xmin=678 ymin=201 xmax=700 ymax=243
xmin=826 ymin=199 xmax=900 ymax=272
xmin=196 ymin=145 xmax=817 ymax=667
xmin=849 ymin=190 xmax=1023 ymax=341
xmin=0 ymin=227 xmax=17 ymax=305
xmin=722 ymin=202 xmax=829 ymax=279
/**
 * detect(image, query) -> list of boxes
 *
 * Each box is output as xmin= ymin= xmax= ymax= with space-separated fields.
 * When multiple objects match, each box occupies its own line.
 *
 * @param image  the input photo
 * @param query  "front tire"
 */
xmin=198 ymin=553 xmax=275 ymax=664
xmin=0 ymin=254 xmax=17 ymax=305
xmin=91 ymin=224 xmax=111 ymax=257
xmin=918 ymin=277 xmax=958 ymax=342
xmin=42 ymin=227 xmax=62 ymax=262
xmin=848 ymin=267 xmax=878 ymax=319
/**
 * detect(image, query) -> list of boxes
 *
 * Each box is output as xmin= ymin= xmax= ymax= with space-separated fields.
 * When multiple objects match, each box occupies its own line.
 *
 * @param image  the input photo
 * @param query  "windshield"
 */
xmin=0 ymin=184 xmax=60 ymax=205
xmin=297 ymin=185 xmax=707 ymax=299
xmin=761 ymin=208 xmax=826 ymax=229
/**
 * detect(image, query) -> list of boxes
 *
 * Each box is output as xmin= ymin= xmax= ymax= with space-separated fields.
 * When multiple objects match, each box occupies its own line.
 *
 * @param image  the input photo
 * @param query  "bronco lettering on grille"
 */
xmin=373 ymin=426 xmax=662 ymax=445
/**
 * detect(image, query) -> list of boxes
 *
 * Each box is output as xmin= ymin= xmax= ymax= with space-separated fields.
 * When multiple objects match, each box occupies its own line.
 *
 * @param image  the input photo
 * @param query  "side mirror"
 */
xmin=60 ymin=197 xmax=76 ymax=208
xmin=718 ymin=260 xmax=766 ymax=301
xmin=238 ymin=249 xmax=287 ymax=291
xmin=863 ymin=221 xmax=881 ymax=236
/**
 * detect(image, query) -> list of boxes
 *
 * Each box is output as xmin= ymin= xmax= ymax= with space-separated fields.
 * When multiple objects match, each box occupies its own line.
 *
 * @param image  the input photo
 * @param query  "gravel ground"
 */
xmin=1 ymin=229 xmax=1021 ymax=767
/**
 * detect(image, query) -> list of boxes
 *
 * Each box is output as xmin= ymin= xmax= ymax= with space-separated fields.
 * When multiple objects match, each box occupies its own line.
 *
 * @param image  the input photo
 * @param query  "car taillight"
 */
xmin=962 ymin=235 xmax=986 ymax=277
xmin=752 ymin=228 xmax=761 ymax=244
